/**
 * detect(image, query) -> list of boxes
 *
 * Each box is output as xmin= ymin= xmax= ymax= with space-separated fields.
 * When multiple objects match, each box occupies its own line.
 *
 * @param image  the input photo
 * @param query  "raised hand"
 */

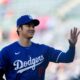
xmin=69 ymin=27 xmax=80 ymax=46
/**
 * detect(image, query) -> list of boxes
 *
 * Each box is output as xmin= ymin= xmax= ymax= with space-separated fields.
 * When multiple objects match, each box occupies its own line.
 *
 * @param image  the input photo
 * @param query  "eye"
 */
xmin=24 ymin=23 xmax=35 ymax=28
xmin=28 ymin=23 xmax=35 ymax=28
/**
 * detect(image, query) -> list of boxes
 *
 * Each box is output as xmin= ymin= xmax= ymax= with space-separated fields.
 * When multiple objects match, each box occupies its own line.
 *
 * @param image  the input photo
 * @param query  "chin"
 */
xmin=27 ymin=36 xmax=33 ymax=39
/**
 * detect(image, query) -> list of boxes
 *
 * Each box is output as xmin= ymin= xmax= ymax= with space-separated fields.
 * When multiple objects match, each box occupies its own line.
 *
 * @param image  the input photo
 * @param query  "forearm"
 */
xmin=66 ymin=44 xmax=75 ymax=62
xmin=57 ymin=44 xmax=75 ymax=63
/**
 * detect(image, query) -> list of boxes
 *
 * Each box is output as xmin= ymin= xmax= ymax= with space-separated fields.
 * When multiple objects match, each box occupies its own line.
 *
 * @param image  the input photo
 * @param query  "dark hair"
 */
xmin=16 ymin=25 xmax=23 ymax=36
xmin=16 ymin=30 xmax=19 ymax=36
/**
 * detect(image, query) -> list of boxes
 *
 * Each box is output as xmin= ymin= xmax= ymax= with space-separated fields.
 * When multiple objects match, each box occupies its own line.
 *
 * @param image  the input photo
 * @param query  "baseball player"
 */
xmin=0 ymin=15 xmax=80 ymax=80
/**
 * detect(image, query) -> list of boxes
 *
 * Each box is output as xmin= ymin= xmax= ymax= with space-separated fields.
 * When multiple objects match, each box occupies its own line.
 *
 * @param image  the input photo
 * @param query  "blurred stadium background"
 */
xmin=0 ymin=0 xmax=80 ymax=80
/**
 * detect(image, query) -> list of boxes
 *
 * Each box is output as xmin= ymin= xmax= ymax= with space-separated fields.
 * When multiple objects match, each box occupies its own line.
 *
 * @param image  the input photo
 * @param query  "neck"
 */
xmin=19 ymin=38 xmax=31 ymax=47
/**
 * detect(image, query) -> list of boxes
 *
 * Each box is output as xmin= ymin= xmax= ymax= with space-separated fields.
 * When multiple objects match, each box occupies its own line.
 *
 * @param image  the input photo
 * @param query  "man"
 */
xmin=0 ymin=15 xmax=80 ymax=80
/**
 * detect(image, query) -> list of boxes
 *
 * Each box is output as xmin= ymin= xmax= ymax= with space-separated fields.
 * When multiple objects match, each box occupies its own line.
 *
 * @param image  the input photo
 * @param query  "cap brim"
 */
xmin=29 ymin=19 xmax=40 ymax=26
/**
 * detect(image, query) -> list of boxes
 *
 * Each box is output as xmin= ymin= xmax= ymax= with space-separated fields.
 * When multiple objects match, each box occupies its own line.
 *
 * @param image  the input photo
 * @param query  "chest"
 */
xmin=7 ymin=48 xmax=47 ymax=72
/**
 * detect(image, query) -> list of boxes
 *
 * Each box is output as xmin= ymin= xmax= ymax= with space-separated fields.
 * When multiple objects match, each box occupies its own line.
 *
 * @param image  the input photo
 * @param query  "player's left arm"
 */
xmin=57 ymin=27 xmax=80 ymax=63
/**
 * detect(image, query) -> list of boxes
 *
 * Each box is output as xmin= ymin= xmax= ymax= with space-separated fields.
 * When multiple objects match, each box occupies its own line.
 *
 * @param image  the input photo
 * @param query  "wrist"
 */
xmin=69 ymin=40 xmax=75 ymax=47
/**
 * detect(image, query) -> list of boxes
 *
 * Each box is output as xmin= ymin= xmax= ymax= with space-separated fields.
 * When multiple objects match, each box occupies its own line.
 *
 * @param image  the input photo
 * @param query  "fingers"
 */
xmin=71 ymin=29 xmax=73 ymax=39
xmin=71 ymin=27 xmax=80 ymax=38
xmin=72 ymin=27 xmax=77 ymax=36
xmin=77 ymin=31 xmax=80 ymax=37
xmin=70 ymin=27 xmax=80 ymax=45
xmin=70 ymin=27 xmax=77 ymax=39
xmin=74 ymin=27 xmax=77 ymax=33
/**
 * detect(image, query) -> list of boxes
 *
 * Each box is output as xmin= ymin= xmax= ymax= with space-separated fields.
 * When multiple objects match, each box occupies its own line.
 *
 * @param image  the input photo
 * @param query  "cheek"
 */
xmin=23 ymin=28 xmax=28 ymax=33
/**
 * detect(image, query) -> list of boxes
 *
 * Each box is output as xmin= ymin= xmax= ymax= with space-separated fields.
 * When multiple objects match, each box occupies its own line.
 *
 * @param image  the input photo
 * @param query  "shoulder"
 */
xmin=32 ymin=42 xmax=47 ymax=47
xmin=32 ymin=42 xmax=60 ymax=53
xmin=32 ymin=42 xmax=54 ymax=50
xmin=1 ymin=41 xmax=18 ymax=53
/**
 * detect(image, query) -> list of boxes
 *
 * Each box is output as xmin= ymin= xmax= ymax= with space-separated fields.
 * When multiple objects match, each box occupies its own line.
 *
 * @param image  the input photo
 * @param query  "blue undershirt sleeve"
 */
xmin=56 ymin=45 xmax=75 ymax=63
xmin=47 ymin=44 xmax=75 ymax=63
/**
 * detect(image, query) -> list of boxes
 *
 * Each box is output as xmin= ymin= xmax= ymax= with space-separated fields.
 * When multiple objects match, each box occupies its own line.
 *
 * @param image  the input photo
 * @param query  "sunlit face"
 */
xmin=18 ymin=23 xmax=35 ymax=39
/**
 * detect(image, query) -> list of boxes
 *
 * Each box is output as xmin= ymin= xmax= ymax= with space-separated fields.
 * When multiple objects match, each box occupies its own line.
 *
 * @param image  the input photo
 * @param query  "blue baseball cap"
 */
xmin=17 ymin=15 xmax=40 ymax=27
